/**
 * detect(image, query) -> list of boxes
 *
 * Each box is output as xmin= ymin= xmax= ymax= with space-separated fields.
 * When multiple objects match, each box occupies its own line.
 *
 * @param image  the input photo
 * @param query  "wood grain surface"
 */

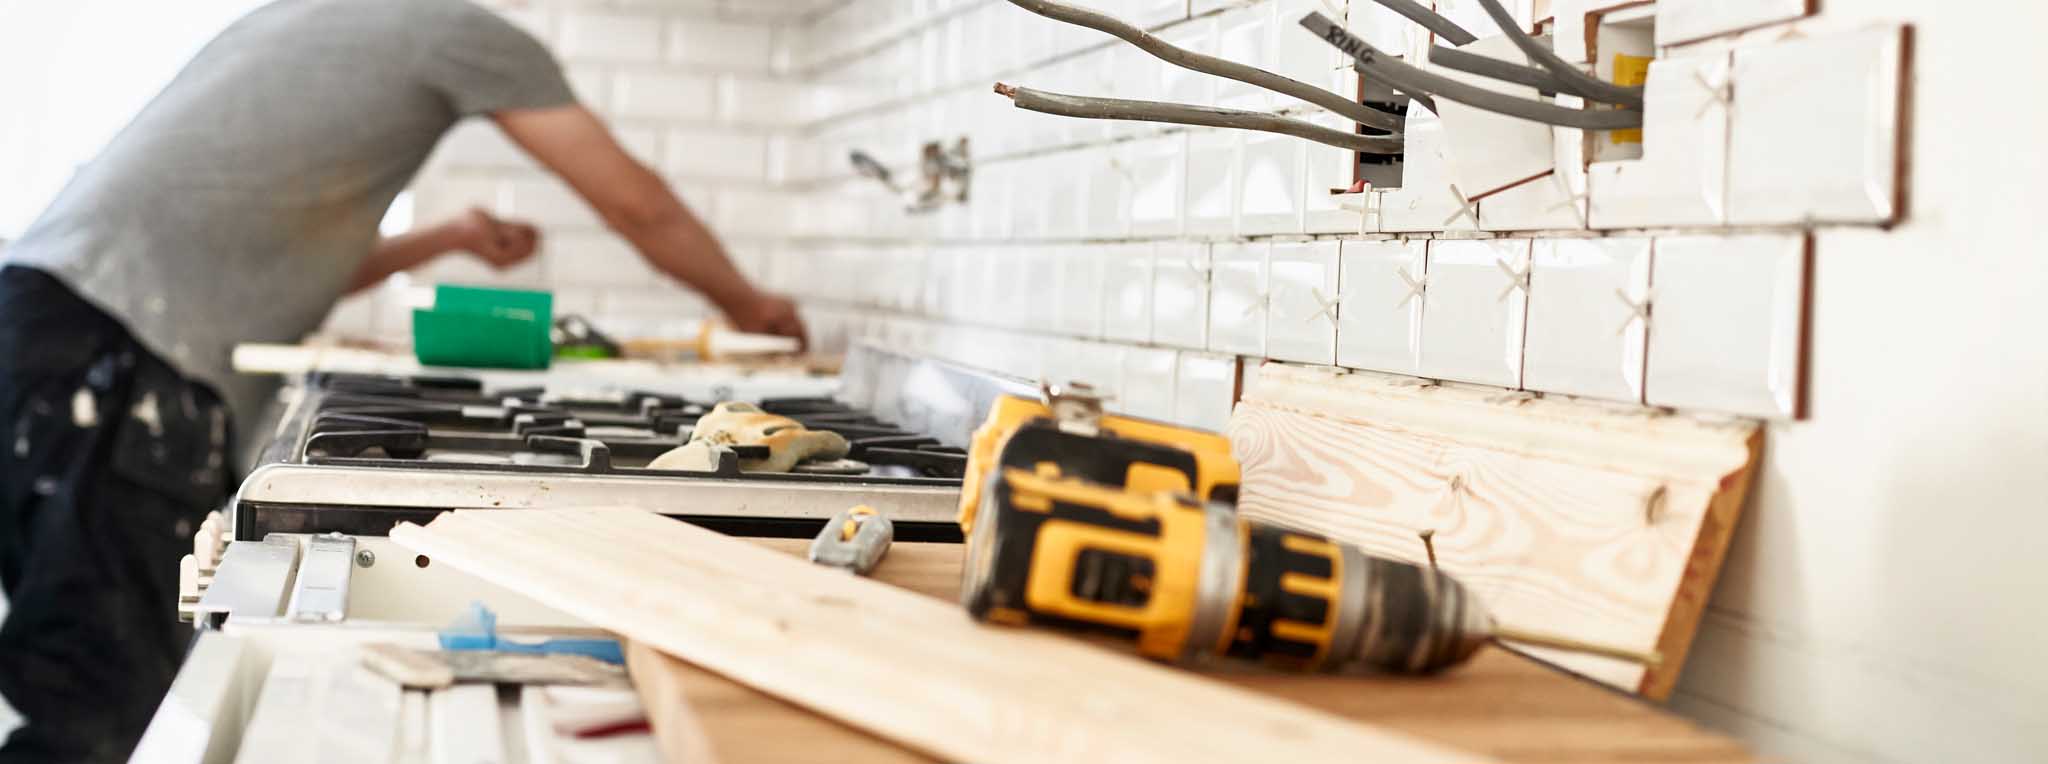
xmin=611 ymin=539 xmax=1754 ymax=764
xmin=391 ymin=508 xmax=1493 ymax=764
xmin=1227 ymin=364 xmax=1761 ymax=698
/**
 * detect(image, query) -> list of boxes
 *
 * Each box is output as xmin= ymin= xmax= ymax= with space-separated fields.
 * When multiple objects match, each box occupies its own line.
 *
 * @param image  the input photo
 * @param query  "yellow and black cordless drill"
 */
xmin=956 ymin=385 xmax=1649 ymax=675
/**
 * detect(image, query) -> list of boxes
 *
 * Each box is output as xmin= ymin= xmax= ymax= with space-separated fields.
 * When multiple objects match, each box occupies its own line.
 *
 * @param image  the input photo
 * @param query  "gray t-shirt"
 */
xmin=2 ymin=0 xmax=574 ymax=436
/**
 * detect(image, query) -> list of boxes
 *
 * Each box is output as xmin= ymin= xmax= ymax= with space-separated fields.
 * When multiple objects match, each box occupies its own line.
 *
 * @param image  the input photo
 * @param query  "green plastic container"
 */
xmin=413 ymin=285 xmax=554 ymax=369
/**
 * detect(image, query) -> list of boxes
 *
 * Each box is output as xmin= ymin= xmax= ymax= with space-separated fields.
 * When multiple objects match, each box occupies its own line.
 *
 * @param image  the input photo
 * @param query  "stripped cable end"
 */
xmin=994 ymin=82 xmax=1019 ymax=98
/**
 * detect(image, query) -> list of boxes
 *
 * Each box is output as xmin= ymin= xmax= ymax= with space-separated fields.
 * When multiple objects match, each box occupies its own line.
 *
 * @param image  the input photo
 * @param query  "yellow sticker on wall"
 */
xmin=1609 ymin=54 xmax=1653 ymax=145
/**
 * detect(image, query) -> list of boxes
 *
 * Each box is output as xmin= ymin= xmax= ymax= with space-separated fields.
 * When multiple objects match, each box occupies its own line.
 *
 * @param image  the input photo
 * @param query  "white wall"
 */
xmin=0 ymin=0 xmax=272 ymax=237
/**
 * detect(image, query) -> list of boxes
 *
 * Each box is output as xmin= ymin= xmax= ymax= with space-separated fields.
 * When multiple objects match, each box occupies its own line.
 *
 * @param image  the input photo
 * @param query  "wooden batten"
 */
xmin=391 ymin=508 xmax=1498 ymax=764
xmin=1227 ymin=363 xmax=1761 ymax=698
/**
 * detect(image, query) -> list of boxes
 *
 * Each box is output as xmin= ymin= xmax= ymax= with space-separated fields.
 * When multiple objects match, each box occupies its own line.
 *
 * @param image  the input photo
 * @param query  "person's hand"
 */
xmin=726 ymin=292 xmax=808 ymax=346
xmin=453 ymin=207 xmax=540 ymax=270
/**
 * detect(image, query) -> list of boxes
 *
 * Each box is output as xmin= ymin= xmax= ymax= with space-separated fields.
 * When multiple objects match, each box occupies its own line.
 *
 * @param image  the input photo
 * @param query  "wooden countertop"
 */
xmin=626 ymin=538 xmax=1754 ymax=764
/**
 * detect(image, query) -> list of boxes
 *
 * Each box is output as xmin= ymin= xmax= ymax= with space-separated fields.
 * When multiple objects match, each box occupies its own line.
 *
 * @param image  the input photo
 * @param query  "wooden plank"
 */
xmin=723 ymin=539 xmax=1756 ymax=763
xmin=1226 ymin=364 xmax=1761 ymax=698
xmin=624 ymin=642 xmax=725 ymax=764
xmin=628 ymin=640 xmax=931 ymax=764
xmin=391 ymin=508 xmax=1492 ymax=764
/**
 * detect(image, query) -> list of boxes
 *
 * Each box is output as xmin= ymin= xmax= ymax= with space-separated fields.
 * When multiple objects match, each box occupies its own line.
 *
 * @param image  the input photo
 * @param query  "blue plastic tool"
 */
xmin=438 ymin=602 xmax=626 ymax=665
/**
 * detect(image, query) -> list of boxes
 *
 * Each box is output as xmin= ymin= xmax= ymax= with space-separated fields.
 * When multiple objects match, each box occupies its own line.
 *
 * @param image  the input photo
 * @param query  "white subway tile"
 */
xmin=1184 ymin=129 xmax=1240 ymax=237
xmin=1265 ymin=240 xmax=1341 ymax=366
xmin=1007 ymin=164 xmax=1049 ymax=241
xmin=719 ymin=77 xmax=808 ymax=126
xmin=544 ymin=232 xmax=665 ymax=288
xmin=667 ymin=18 xmax=775 ymax=70
xmin=1127 ymin=134 xmax=1188 ymax=237
xmin=1101 ymin=244 xmax=1156 ymax=344
xmin=558 ymin=12 xmax=663 ymax=62
xmin=1151 ymin=242 xmax=1211 ymax=350
xmin=1523 ymin=237 xmax=1652 ymax=402
xmin=612 ymin=71 xmax=718 ymax=120
xmin=1205 ymin=241 xmax=1268 ymax=357
xmin=1645 ymin=233 xmax=1809 ymax=418
xmin=1419 ymin=239 xmax=1532 ymax=388
xmin=1237 ymin=128 xmax=1306 ymax=236
xmin=501 ymin=179 xmax=605 ymax=229
xmin=714 ymin=189 xmax=793 ymax=237
xmin=1336 ymin=239 xmax=1428 ymax=375
xmin=1174 ymin=352 xmax=1238 ymax=433
xmin=1052 ymin=246 xmax=1104 ymax=338
xmin=662 ymin=129 xmax=769 ymax=181
xmin=970 ymin=163 xmax=1012 ymax=240
xmin=1083 ymin=142 xmax=1131 ymax=239
xmin=1657 ymin=0 xmax=1810 ymax=45
xmin=1119 ymin=346 xmax=1179 ymax=421
xmin=1725 ymin=26 xmax=1905 ymax=226
xmin=1043 ymin=153 xmax=1088 ymax=241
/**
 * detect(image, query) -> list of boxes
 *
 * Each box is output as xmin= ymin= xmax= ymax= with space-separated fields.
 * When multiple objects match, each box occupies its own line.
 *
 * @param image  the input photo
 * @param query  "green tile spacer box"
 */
xmin=413 ymin=285 xmax=554 ymax=370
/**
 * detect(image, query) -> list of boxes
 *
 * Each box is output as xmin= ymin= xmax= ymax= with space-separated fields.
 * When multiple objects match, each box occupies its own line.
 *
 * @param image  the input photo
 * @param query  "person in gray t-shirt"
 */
xmin=0 ymin=0 xmax=802 ymax=758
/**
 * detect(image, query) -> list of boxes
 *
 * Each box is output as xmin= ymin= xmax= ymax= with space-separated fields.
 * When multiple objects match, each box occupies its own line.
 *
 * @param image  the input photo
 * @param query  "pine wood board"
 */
xmin=655 ymin=539 xmax=1754 ymax=764
xmin=1227 ymin=364 xmax=1762 ymax=699
xmin=390 ymin=507 xmax=1492 ymax=764
xmin=627 ymin=639 xmax=933 ymax=764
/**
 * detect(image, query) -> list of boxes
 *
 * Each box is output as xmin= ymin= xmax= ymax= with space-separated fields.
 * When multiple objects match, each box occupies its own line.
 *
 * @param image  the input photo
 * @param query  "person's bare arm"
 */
xmin=348 ymin=209 xmax=539 ymax=293
xmin=491 ymin=105 xmax=804 ymax=339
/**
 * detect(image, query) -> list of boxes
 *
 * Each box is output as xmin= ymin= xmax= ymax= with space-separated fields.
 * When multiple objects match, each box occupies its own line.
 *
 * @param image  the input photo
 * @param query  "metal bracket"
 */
xmin=809 ymin=506 xmax=894 ymax=575
xmin=1042 ymin=381 xmax=1106 ymax=437
xmin=285 ymin=533 xmax=356 ymax=623
xmin=191 ymin=534 xmax=302 ymax=628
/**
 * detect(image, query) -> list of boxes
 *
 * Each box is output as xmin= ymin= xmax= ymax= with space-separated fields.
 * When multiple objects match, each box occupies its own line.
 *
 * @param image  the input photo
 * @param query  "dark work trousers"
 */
xmin=0 ymin=266 xmax=232 ymax=763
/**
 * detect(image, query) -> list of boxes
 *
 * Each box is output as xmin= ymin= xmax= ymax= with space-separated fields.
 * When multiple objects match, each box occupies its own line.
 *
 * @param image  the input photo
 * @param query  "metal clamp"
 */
xmin=1042 ymin=381 xmax=1106 ymax=437
xmin=809 ymin=506 xmax=893 ymax=576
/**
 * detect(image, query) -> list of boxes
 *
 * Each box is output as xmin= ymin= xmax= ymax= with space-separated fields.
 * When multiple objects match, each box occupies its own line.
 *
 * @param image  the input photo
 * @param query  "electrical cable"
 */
xmin=1426 ymin=45 xmax=1568 ymax=93
xmin=995 ymin=83 xmax=1406 ymax=154
xmin=1005 ymin=0 xmax=1404 ymax=133
xmin=1297 ymin=12 xmax=1643 ymax=131
xmin=1471 ymin=0 xmax=1644 ymax=110
xmin=1370 ymin=0 xmax=1477 ymax=46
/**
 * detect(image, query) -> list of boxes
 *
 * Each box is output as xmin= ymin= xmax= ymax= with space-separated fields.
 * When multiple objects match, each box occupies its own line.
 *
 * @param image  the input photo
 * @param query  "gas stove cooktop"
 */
xmin=230 ymin=345 xmax=1033 ymax=543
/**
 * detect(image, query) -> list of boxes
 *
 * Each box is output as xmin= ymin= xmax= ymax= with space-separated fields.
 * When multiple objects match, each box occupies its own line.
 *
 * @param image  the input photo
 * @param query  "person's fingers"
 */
xmin=472 ymin=229 xmax=508 ymax=263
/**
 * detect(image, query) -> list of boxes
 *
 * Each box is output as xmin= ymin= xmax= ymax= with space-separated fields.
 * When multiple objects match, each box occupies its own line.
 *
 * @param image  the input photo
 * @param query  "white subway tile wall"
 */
xmin=365 ymin=0 xmax=1901 ymax=434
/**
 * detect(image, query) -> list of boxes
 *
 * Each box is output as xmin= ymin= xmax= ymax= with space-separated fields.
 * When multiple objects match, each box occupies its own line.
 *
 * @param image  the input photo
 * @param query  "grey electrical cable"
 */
xmin=1006 ymin=0 xmax=1404 ymax=133
xmin=1372 ymin=0 xmax=1477 ymax=46
xmin=1471 ymin=0 xmax=1644 ymax=110
xmin=1298 ymin=12 xmax=1643 ymax=131
xmin=996 ymin=83 xmax=1405 ymax=155
xmin=1427 ymin=45 xmax=1567 ymax=93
